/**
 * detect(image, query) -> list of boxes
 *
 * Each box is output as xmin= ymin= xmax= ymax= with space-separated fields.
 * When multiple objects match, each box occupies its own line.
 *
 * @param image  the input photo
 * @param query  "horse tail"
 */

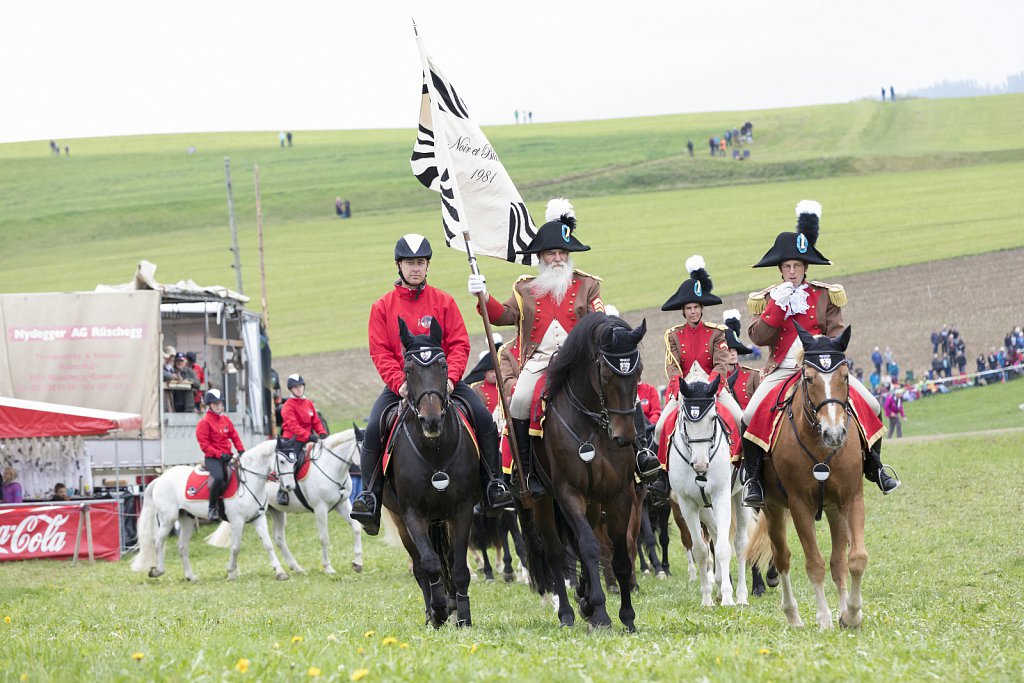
xmin=516 ymin=504 xmax=560 ymax=596
xmin=743 ymin=510 xmax=783 ymax=568
xmin=205 ymin=521 xmax=232 ymax=548
xmin=431 ymin=522 xmax=455 ymax=595
xmin=130 ymin=484 xmax=158 ymax=572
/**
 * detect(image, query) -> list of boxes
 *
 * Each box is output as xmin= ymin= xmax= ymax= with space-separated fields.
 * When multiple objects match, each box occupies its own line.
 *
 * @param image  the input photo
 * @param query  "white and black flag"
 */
xmin=411 ymin=26 xmax=536 ymax=264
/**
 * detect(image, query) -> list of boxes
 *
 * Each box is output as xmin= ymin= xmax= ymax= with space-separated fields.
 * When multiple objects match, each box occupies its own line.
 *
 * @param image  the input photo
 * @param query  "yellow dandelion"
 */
xmin=235 ymin=659 xmax=250 ymax=673
xmin=308 ymin=667 xmax=322 ymax=677
xmin=351 ymin=669 xmax=369 ymax=681
xmin=758 ymin=648 xmax=771 ymax=655
xmin=131 ymin=652 xmax=145 ymax=661
xmin=470 ymin=643 xmax=478 ymax=654
xmin=363 ymin=630 xmax=375 ymax=638
xmin=20 ymin=674 xmax=28 ymax=682
xmin=292 ymin=635 xmax=304 ymax=644
xmin=267 ymin=618 xmax=273 ymax=625
xmin=399 ymin=643 xmax=409 ymax=649
xmin=381 ymin=636 xmax=398 ymax=646
xmin=4 ymin=616 xmax=11 ymax=624
xmin=356 ymin=647 xmax=364 ymax=654
xmin=716 ymin=657 xmax=722 ymax=665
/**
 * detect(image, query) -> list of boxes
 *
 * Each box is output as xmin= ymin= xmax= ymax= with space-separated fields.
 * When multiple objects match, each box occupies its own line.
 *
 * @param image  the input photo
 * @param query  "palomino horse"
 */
xmin=667 ymin=364 xmax=751 ymax=607
xmin=746 ymin=324 xmax=867 ymax=629
xmin=520 ymin=313 xmax=647 ymax=631
xmin=384 ymin=318 xmax=479 ymax=628
xmin=131 ymin=439 xmax=294 ymax=581
xmin=206 ymin=428 xmax=365 ymax=574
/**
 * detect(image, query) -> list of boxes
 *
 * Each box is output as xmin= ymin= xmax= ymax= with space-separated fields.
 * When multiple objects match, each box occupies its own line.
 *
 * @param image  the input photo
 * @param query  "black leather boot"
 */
xmin=864 ymin=440 xmax=900 ymax=494
xmin=351 ymin=444 xmax=383 ymax=535
xmin=635 ymin=447 xmax=662 ymax=482
xmin=479 ymin=430 xmax=513 ymax=512
xmin=512 ymin=418 xmax=546 ymax=497
xmin=741 ymin=436 xmax=766 ymax=508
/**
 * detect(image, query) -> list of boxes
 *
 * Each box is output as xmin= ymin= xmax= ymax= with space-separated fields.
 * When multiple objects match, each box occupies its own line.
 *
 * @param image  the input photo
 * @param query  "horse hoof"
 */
xmin=656 ymin=571 xmax=667 ymax=580
xmin=503 ymin=573 xmax=514 ymax=583
xmin=324 ymin=566 xmax=337 ymax=575
xmin=186 ymin=575 xmax=199 ymax=583
xmin=839 ymin=611 xmax=863 ymax=629
xmin=607 ymin=584 xmax=619 ymax=595
xmin=624 ymin=623 xmax=637 ymax=634
xmin=351 ymin=563 xmax=362 ymax=574
xmin=275 ymin=572 xmax=289 ymax=581
xmin=752 ymin=586 xmax=765 ymax=598
xmin=147 ymin=568 xmax=163 ymax=579
xmin=485 ymin=577 xmax=495 ymax=584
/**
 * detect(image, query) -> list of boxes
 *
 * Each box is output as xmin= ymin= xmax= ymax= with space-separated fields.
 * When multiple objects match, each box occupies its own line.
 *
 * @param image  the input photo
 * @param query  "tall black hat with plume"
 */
xmin=751 ymin=200 xmax=832 ymax=268
xmin=520 ymin=198 xmax=591 ymax=254
xmin=661 ymin=255 xmax=723 ymax=310
xmin=722 ymin=309 xmax=753 ymax=354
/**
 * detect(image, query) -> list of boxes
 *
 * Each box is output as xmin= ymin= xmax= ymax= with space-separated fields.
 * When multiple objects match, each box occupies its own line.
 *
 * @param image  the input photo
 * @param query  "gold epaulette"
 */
xmin=469 ymin=380 xmax=483 ymax=389
xmin=747 ymin=286 xmax=772 ymax=315
xmin=515 ymin=274 xmax=535 ymax=283
xmin=810 ymin=281 xmax=847 ymax=307
xmin=704 ymin=321 xmax=727 ymax=331
xmin=573 ymin=269 xmax=603 ymax=282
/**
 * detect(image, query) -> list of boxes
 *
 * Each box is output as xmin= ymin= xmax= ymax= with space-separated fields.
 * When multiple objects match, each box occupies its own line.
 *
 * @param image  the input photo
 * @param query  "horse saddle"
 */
xmin=185 ymin=466 xmax=240 ymax=501
xmin=381 ymin=401 xmax=479 ymax=475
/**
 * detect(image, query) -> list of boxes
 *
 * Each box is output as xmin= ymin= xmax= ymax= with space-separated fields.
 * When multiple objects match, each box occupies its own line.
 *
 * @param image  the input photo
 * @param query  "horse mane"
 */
xmin=546 ymin=313 xmax=622 ymax=399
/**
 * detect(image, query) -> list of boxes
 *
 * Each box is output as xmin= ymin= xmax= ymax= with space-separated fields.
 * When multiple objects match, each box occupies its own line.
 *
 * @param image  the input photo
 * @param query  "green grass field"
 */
xmin=1 ymin=95 xmax=1022 ymax=355
xmin=902 ymin=377 xmax=1024 ymax=436
xmin=2 ymin=432 xmax=1022 ymax=682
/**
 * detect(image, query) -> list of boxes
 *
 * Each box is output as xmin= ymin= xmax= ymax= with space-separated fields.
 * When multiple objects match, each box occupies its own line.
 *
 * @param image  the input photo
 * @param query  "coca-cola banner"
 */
xmin=0 ymin=502 xmax=121 ymax=562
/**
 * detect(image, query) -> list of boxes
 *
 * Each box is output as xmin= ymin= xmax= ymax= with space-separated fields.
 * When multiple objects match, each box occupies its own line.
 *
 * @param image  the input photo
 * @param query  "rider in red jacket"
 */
xmin=350 ymin=234 xmax=512 ymax=535
xmin=277 ymin=374 xmax=328 ymax=504
xmin=196 ymin=389 xmax=245 ymax=521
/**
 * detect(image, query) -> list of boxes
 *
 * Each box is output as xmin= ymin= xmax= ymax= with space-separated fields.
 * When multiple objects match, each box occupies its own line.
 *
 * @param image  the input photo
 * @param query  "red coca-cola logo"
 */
xmin=0 ymin=513 xmax=71 ymax=555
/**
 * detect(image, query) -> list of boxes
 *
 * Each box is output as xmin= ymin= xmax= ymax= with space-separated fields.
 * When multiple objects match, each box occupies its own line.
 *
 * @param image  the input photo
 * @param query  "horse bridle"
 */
xmin=403 ymin=346 xmax=451 ymax=419
xmin=565 ymin=351 xmax=642 ymax=434
xmin=670 ymin=395 xmax=728 ymax=508
xmin=799 ymin=359 xmax=852 ymax=436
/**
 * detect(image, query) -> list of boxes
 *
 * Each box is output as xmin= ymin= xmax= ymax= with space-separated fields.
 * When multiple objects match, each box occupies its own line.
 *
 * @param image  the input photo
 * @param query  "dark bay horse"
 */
xmin=384 ymin=318 xmax=479 ymax=627
xmin=746 ymin=324 xmax=868 ymax=629
xmin=520 ymin=313 xmax=647 ymax=631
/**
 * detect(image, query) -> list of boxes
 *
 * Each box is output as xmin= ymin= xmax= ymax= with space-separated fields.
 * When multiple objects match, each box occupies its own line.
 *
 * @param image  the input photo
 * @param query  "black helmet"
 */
xmin=394 ymin=233 xmax=432 ymax=261
xmin=184 ymin=351 xmax=197 ymax=362
xmin=203 ymin=389 xmax=224 ymax=404
xmin=286 ymin=374 xmax=305 ymax=389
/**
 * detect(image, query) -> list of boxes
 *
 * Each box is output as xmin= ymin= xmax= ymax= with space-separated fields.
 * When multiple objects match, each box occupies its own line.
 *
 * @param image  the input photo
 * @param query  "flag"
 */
xmin=411 ymin=25 xmax=537 ymax=264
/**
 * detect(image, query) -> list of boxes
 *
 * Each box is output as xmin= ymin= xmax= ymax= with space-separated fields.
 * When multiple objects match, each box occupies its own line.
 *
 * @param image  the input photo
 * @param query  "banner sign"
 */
xmin=0 ymin=501 xmax=121 ymax=562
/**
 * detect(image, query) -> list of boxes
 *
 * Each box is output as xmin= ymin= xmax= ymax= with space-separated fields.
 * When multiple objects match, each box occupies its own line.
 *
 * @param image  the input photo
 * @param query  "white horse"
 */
xmin=131 ymin=438 xmax=294 ymax=581
xmin=207 ymin=428 xmax=364 ymax=574
xmin=667 ymin=365 xmax=751 ymax=607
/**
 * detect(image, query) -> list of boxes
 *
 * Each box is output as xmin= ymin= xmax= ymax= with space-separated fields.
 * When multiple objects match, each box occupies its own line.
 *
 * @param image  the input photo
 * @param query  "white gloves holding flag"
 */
xmin=468 ymin=273 xmax=487 ymax=295
xmin=770 ymin=282 xmax=810 ymax=319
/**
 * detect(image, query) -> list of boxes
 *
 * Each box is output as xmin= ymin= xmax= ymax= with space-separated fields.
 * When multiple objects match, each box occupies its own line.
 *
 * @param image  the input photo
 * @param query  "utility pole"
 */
xmin=225 ymin=157 xmax=244 ymax=294
xmin=254 ymin=163 xmax=270 ymax=334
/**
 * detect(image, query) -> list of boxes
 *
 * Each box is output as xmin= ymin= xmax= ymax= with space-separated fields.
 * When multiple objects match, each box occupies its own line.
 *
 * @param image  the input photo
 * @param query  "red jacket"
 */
xmin=637 ymin=382 xmax=662 ymax=425
xmin=368 ymin=283 xmax=471 ymax=395
xmin=281 ymin=396 xmax=325 ymax=441
xmin=196 ymin=410 xmax=245 ymax=459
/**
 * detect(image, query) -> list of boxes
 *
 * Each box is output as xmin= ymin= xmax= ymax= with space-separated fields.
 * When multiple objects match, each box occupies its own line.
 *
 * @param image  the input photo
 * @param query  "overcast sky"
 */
xmin=1 ymin=0 xmax=1021 ymax=143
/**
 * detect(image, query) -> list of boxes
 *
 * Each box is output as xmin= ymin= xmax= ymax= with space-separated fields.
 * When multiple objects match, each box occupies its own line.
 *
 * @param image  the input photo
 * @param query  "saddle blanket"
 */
xmin=184 ymin=466 xmax=240 ymax=501
xmin=656 ymin=401 xmax=741 ymax=469
xmin=744 ymin=377 xmax=884 ymax=452
xmin=382 ymin=405 xmax=479 ymax=474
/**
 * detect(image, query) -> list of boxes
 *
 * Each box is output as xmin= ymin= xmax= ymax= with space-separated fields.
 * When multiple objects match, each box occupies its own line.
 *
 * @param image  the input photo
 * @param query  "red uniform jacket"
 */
xmin=196 ymin=410 xmax=244 ymax=459
xmin=637 ymin=382 xmax=662 ymax=425
xmin=727 ymin=365 xmax=761 ymax=411
xmin=281 ymin=396 xmax=325 ymax=442
xmin=663 ymin=321 xmax=730 ymax=389
xmin=472 ymin=379 xmax=500 ymax=414
xmin=747 ymin=282 xmax=845 ymax=374
xmin=368 ymin=283 xmax=471 ymax=395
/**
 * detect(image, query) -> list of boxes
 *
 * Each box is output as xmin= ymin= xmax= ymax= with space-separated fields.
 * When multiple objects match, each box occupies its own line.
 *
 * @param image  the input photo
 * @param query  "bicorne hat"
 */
xmin=751 ymin=200 xmax=831 ymax=268
xmin=722 ymin=309 xmax=753 ymax=355
xmin=520 ymin=198 xmax=591 ymax=255
xmin=661 ymin=255 xmax=723 ymax=310
xmin=463 ymin=333 xmax=504 ymax=383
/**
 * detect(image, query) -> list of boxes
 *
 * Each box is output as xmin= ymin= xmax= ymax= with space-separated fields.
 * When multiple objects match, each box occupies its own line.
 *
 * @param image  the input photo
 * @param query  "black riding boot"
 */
xmin=741 ymin=436 xmax=766 ymax=508
xmin=351 ymin=446 xmax=383 ymax=536
xmin=207 ymin=481 xmax=222 ymax=522
xmin=864 ymin=440 xmax=900 ymax=494
xmin=635 ymin=446 xmax=662 ymax=482
xmin=512 ymin=418 xmax=546 ymax=497
xmin=479 ymin=430 xmax=513 ymax=513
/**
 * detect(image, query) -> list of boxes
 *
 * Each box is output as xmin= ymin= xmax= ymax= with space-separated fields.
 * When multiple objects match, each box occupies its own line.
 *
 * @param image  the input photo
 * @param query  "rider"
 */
xmin=740 ymin=200 xmax=900 ymax=507
xmin=468 ymin=198 xmax=662 ymax=495
xmin=722 ymin=309 xmax=760 ymax=412
xmin=350 ymin=234 xmax=513 ymax=535
xmin=196 ymin=388 xmax=246 ymax=522
xmin=277 ymin=374 xmax=328 ymax=505
xmin=655 ymin=255 xmax=745 ymax=441
xmin=468 ymin=351 xmax=501 ymax=415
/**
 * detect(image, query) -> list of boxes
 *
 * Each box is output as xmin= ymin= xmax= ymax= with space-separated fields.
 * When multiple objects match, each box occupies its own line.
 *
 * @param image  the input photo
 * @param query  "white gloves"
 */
xmin=770 ymin=282 xmax=796 ymax=306
xmin=468 ymin=273 xmax=487 ymax=295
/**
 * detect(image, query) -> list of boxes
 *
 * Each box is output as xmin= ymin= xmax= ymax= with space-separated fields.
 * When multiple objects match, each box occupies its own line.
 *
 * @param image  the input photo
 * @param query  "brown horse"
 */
xmin=519 ymin=313 xmax=647 ymax=631
xmin=746 ymin=324 xmax=868 ymax=629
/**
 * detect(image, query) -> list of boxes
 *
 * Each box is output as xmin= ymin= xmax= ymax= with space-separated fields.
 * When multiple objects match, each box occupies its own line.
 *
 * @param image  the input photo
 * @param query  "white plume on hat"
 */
xmin=545 ymin=197 xmax=575 ymax=223
xmin=723 ymin=309 xmax=741 ymax=322
xmin=795 ymin=200 xmax=822 ymax=218
xmin=479 ymin=350 xmax=489 ymax=361
xmin=685 ymin=254 xmax=705 ymax=276
xmin=491 ymin=332 xmax=503 ymax=346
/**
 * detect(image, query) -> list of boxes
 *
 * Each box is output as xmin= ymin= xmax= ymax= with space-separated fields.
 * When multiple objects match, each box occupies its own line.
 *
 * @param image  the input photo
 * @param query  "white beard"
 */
xmin=531 ymin=257 xmax=574 ymax=304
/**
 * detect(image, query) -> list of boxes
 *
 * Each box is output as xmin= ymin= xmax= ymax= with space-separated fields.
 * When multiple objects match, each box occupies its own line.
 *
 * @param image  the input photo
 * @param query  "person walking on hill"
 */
xmin=884 ymin=388 xmax=906 ymax=438
xmin=686 ymin=139 xmax=694 ymax=157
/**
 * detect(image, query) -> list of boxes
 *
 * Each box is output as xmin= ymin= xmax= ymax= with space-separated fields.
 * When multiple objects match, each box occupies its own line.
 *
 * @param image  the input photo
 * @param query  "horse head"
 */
xmin=247 ymin=438 xmax=291 ymax=488
xmin=678 ymin=369 xmax=722 ymax=474
xmin=399 ymin=316 xmax=449 ymax=438
xmin=795 ymin=322 xmax=853 ymax=450
xmin=596 ymin=316 xmax=647 ymax=446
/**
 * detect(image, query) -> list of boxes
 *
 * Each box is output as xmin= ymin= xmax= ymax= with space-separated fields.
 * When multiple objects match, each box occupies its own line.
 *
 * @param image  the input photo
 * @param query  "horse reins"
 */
xmin=669 ymin=397 xmax=728 ymax=508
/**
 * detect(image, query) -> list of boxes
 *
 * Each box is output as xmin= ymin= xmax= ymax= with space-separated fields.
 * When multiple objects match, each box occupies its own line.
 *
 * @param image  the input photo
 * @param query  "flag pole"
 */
xmin=461 ymin=230 xmax=532 ymax=507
